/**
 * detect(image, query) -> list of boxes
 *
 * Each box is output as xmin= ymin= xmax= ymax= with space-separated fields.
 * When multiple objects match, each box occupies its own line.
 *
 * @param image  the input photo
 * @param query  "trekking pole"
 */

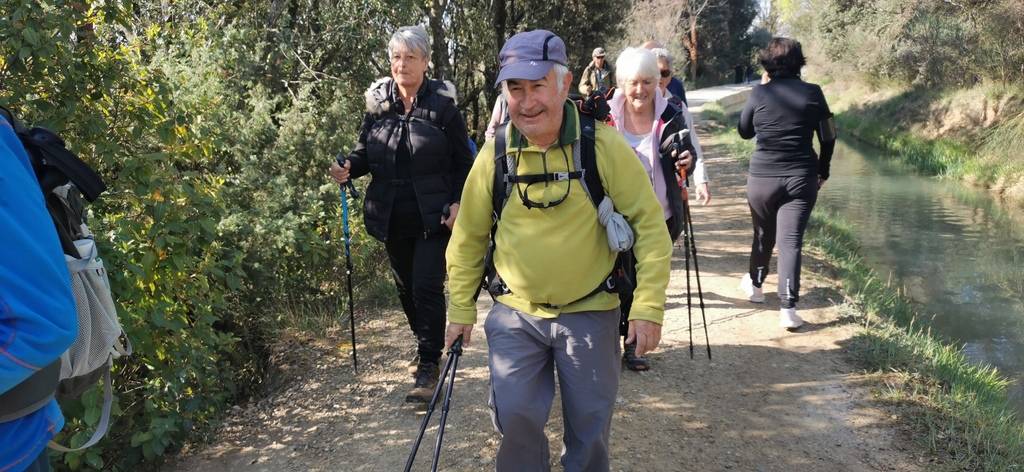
xmin=681 ymin=186 xmax=694 ymax=359
xmin=404 ymin=336 xmax=464 ymax=472
xmin=339 ymin=180 xmax=361 ymax=373
xmin=681 ymin=189 xmax=712 ymax=360
xmin=430 ymin=336 xmax=463 ymax=472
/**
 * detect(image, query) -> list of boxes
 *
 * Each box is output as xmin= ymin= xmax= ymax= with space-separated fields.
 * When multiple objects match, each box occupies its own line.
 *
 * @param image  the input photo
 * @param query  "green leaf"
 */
xmin=84 ymin=451 xmax=104 ymax=469
xmin=21 ymin=26 xmax=38 ymax=46
xmin=130 ymin=431 xmax=153 ymax=447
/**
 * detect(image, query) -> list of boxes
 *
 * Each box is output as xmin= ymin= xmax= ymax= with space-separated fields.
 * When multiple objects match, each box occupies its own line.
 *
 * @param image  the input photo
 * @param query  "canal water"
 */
xmin=817 ymin=138 xmax=1024 ymax=410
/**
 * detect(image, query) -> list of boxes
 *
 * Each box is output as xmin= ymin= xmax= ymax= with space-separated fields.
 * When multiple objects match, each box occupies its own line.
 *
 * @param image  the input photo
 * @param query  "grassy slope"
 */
xmin=821 ymin=79 xmax=1024 ymax=206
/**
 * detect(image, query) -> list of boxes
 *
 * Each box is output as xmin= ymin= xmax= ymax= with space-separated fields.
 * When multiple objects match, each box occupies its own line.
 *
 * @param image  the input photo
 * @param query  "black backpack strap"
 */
xmin=481 ymin=123 xmax=512 ymax=299
xmin=660 ymin=101 xmax=681 ymax=123
xmin=578 ymin=113 xmax=604 ymax=206
xmin=492 ymin=123 xmax=511 ymax=219
xmin=0 ymin=360 xmax=60 ymax=422
xmin=22 ymin=128 xmax=107 ymax=202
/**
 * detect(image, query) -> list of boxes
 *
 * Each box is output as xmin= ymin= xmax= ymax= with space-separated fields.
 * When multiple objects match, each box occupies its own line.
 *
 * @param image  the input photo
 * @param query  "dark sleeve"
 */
xmin=340 ymin=113 xmax=374 ymax=179
xmin=813 ymin=86 xmax=836 ymax=179
xmin=668 ymin=78 xmax=687 ymax=106
xmin=737 ymin=88 xmax=757 ymax=139
xmin=444 ymin=105 xmax=474 ymax=203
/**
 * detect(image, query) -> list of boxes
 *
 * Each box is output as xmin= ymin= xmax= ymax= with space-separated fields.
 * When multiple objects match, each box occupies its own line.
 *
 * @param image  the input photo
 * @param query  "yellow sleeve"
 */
xmin=594 ymin=124 xmax=672 ymax=324
xmin=445 ymin=141 xmax=497 ymax=325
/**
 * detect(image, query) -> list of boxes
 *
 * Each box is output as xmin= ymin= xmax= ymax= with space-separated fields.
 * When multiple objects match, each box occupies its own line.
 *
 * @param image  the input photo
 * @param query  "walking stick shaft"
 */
xmin=683 ymin=196 xmax=713 ymax=360
xmin=679 ymin=171 xmax=694 ymax=359
xmin=431 ymin=351 xmax=461 ymax=471
xmin=404 ymin=337 xmax=463 ymax=472
xmin=340 ymin=183 xmax=359 ymax=373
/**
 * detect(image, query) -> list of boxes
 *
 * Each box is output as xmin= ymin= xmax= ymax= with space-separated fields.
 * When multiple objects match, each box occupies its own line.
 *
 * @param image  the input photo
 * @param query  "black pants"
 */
xmin=746 ymin=175 xmax=818 ymax=309
xmin=384 ymin=232 xmax=449 ymax=366
xmin=619 ymin=216 xmax=678 ymax=336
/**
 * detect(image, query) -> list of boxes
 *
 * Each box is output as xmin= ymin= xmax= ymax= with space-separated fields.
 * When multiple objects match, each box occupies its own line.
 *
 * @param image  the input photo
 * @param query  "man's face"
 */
xmin=504 ymin=68 xmax=572 ymax=145
xmin=594 ymin=56 xmax=606 ymax=68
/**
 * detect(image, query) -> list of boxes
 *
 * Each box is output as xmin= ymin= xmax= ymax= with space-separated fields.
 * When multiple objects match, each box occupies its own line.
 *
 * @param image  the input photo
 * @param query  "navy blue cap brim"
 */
xmin=494 ymin=60 xmax=559 ymax=87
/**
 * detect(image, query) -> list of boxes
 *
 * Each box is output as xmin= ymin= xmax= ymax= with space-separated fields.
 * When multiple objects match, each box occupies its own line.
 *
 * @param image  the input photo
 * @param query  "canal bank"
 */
xmin=699 ymin=85 xmax=1024 ymax=468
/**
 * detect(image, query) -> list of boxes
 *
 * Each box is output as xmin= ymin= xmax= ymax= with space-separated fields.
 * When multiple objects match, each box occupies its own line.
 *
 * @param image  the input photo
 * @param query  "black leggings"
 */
xmin=384 ymin=232 xmax=449 ymax=365
xmin=746 ymin=175 xmax=818 ymax=309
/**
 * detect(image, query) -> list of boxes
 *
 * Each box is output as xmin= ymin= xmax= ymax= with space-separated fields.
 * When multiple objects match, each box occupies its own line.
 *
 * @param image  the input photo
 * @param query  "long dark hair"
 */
xmin=758 ymin=37 xmax=806 ymax=79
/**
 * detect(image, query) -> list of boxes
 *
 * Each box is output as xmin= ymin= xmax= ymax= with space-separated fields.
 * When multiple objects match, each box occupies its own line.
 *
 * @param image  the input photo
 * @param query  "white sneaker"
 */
xmin=740 ymin=274 xmax=765 ymax=303
xmin=779 ymin=307 xmax=804 ymax=330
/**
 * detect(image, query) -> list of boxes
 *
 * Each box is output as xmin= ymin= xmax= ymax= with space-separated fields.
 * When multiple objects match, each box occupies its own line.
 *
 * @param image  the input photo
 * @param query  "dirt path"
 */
xmin=168 ymin=124 xmax=930 ymax=472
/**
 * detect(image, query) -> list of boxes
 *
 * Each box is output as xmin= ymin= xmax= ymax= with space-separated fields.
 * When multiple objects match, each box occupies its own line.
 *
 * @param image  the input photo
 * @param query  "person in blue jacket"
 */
xmin=0 ymin=114 xmax=78 ymax=472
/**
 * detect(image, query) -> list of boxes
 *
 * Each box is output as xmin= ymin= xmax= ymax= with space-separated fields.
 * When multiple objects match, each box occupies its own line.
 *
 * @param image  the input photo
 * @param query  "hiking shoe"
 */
xmin=405 ymin=362 xmax=440 ymax=403
xmin=780 ymin=307 xmax=804 ymax=331
xmin=622 ymin=341 xmax=650 ymax=371
xmin=740 ymin=274 xmax=765 ymax=303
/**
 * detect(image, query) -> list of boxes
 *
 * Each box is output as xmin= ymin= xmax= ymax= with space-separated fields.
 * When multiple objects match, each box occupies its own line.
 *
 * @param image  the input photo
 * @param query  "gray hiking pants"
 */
xmin=484 ymin=302 xmax=620 ymax=472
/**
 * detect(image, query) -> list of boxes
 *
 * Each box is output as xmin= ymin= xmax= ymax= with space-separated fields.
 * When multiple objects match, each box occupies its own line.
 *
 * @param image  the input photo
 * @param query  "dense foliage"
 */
xmin=799 ymin=0 xmax=1024 ymax=87
xmin=0 ymin=0 xmax=635 ymax=469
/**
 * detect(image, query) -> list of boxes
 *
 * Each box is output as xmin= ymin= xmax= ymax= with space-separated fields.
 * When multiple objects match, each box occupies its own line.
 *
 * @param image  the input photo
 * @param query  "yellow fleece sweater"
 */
xmin=446 ymin=102 xmax=671 ymax=325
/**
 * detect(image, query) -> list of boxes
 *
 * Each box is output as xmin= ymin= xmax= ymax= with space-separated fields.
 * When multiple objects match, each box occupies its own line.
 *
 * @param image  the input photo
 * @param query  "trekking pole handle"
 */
xmin=449 ymin=335 xmax=464 ymax=356
xmin=345 ymin=180 xmax=360 ymax=199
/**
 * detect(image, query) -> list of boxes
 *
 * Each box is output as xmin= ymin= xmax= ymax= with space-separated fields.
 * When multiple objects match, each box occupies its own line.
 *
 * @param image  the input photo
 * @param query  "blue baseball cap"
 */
xmin=495 ymin=30 xmax=568 ymax=87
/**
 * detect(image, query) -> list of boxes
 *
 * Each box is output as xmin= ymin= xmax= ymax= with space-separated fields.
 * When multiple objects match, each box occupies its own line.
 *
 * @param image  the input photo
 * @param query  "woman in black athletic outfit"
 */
xmin=737 ymin=37 xmax=836 ymax=330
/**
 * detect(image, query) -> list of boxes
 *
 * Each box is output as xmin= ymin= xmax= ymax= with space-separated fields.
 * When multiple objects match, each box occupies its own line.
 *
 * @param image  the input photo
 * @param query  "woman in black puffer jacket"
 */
xmin=330 ymin=25 xmax=473 ymax=403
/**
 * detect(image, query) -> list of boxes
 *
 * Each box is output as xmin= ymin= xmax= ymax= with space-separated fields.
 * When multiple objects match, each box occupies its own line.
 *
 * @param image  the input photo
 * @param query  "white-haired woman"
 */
xmin=607 ymin=47 xmax=711 ymax=370
xmin=330 ymin=26 xmax=473 ymax=401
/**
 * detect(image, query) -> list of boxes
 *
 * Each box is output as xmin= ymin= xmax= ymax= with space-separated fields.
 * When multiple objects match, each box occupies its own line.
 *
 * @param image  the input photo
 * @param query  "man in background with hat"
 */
xmin=579 ymin=46 xmax=614 ymax=95
xmin=444 ymin=30 xmax=671 ymax=471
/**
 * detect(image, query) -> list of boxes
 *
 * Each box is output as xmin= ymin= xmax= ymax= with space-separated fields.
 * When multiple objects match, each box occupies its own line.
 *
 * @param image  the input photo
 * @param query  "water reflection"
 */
xmin=818 ymin=139 xmax=1024 ymax=410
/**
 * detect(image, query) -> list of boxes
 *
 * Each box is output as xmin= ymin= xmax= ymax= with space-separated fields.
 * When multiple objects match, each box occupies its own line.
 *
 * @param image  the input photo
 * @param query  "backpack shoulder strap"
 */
xmin=24 ymin=128 xmax=106 ymax=202
xmin=578 ymin=113 xmax=604 ymax=206
xmin=492 ymin=123 xmax=511 ymax=219
xmin=660 ymin=100 xmax=681 ymax=124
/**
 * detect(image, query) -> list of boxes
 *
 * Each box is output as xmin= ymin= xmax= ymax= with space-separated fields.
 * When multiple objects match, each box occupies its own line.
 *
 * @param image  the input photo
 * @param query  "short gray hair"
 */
xmin=501 ymin=63 xmax=571 ymax=98
xmin=615 ymin=47 xmax=660 ymax=87
xmin=651 ymin=48 xmax=673 ymax=65
xmin=388 ymin=25 xmax=431 ymax=60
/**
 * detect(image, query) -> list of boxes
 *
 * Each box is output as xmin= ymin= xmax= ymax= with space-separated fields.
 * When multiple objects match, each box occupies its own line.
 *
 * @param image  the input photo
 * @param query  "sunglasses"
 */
xmin=659 ymin=69 xmax=672 ymax=78
xmin=512 ymin=144 xmax=574 ymax=210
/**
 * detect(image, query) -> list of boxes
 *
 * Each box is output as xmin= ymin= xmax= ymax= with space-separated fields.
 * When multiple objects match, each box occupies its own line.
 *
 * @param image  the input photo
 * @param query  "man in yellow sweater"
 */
xmin=444 ymin=30 xmax=671 ymax=471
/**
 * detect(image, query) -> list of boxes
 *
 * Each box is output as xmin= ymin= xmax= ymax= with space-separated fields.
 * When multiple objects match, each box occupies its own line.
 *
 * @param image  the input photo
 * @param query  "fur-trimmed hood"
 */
xmin=365 ymin=77 xmax=458 ymax=115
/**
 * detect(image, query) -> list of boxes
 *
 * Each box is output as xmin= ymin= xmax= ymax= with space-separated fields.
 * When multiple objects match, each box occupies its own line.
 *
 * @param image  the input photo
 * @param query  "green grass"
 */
xmin=807 ymin=210 xmax=1024 ymax=470
xmin=701 ymin=104 xmax=753 ymax=164
xmin=836 ymin=112 xmax=972 ymax=177
xmin=832 ymin=82 xmax=1024 ymax=195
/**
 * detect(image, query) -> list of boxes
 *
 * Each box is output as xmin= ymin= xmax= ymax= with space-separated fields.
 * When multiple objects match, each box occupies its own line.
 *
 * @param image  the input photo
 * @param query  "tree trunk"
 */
xmin=427 ymin=0 xmax=450 ymax=80
xmin=689 ymin=14 xmax=698 ymax=83
xmin=485 ymin=0 xmax=508 ymax=115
